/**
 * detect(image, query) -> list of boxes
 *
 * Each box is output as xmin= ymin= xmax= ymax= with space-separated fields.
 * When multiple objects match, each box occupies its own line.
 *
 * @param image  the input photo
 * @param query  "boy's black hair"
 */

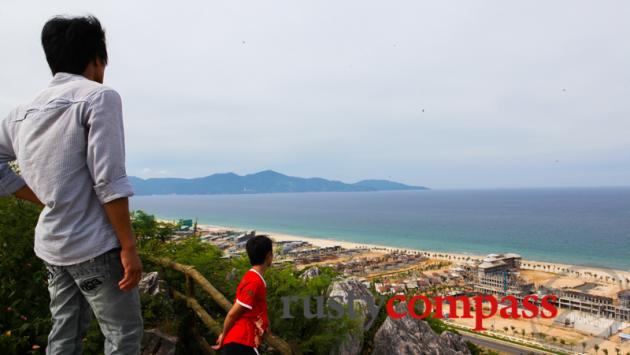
xmin=41 ymin=15 xmax=108 ymax=75
xmin=246 ymin=235 xmax=272 ymax=266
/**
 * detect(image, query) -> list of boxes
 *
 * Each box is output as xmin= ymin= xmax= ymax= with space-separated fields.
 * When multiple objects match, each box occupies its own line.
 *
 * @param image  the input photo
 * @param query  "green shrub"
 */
xmin=0 ymin=197 xmax=48 ymax=354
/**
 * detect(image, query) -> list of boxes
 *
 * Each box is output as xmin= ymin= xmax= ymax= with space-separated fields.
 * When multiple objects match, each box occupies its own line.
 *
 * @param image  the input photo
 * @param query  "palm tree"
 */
xmin=582 ymin=342 xmax=586 ymax=353
xmin=594 ymin=344 xmax=600 ymax=354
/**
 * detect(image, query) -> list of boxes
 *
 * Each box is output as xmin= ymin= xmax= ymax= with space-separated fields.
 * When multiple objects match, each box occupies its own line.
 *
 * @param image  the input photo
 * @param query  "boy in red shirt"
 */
xmin=213 ymin=235 xmax=273 ymax=354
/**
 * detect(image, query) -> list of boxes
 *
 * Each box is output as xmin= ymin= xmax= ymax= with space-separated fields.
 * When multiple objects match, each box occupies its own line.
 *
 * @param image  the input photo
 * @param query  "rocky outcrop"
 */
xmin=327 ymin=277 xmax=373 ymax=309
xmin=139 ymin=272 xmax=169 ymax=296
xmin=440 ymin=332 xmax=471 ymax=354
xmin=327 ymin=277 xmax=374 ymax=355
xmin=139 ymin=273 xmax=178 ymax=355
xmin=372 ymin=302 xmax=470 ymax=355
xmin=300 ymin=266 xmax=321 ymax=280
xmin=142 ymin=328 xmax=177 ymax=355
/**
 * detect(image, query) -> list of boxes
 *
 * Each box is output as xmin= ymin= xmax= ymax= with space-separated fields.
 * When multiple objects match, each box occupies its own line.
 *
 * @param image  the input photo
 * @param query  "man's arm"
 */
xmin=0 ymin=114 xmax=28 ymax=198
xmin=85 ymin=89 xmax=141 ymax=291
xmin=102 ymin=197 xmax=142 ymax=291
xmin=212 ymin=302 xmax=249 ymax=350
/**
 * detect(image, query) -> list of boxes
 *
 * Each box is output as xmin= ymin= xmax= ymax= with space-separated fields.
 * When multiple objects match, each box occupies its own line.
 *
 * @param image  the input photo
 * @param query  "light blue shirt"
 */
xmin=0 ymin=72 xmax=134 ymax=265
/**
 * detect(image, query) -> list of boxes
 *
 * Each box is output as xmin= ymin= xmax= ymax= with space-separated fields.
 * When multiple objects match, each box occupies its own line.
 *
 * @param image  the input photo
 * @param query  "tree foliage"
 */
xmin=0 ymin=197 xmax=48 ymax=354
xmin=136 ymin=216 xmax=360 ymax=354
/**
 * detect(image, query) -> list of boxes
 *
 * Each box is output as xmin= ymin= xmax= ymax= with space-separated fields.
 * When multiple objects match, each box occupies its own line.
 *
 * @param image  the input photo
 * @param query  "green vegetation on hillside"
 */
xmin=0 ymin=196 xmax=359 ymax=354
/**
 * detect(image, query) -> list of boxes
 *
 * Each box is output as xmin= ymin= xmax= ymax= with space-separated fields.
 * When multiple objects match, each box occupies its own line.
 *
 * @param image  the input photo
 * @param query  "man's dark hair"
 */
xmin=246 ymin=235 xmax=272 ymax=266
xmin=41 ymin=15 xmax=108 ymax=75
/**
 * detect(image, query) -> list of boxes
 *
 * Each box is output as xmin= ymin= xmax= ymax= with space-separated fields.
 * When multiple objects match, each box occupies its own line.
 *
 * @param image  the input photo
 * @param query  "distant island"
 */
xmin=129 ymin=170 xmax=428 ymax=195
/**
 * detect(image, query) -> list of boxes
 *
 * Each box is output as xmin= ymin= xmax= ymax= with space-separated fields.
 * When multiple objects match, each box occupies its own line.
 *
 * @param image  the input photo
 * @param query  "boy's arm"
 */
xmin=213 ymin=277 xmax=261 ymax=349
xmin=212 ymin=302 xmax=249 ymax=350
xmin=264 ymin=311 xmax=271 ymax=335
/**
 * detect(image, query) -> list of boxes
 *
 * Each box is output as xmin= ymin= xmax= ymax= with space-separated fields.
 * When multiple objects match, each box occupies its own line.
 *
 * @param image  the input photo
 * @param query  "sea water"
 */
xmin=130 ymin=188 xmax=630 ymax=270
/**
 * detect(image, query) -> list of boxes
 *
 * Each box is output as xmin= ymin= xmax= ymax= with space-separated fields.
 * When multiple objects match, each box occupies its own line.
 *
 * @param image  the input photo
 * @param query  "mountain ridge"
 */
xmin=129 ymin=170 xmax=428 ymax=195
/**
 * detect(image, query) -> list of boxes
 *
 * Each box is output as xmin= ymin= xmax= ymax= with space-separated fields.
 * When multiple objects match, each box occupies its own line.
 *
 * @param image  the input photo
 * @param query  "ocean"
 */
xmin=129 ymin=188 xmax=630 ymax=270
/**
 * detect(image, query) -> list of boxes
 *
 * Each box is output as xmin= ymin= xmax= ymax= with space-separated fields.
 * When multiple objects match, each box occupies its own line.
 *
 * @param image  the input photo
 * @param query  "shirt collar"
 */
xmin=49 ymin=72 xmax=88 ymax=87
xmin=249 ymin=268 xmax=266 ymax=287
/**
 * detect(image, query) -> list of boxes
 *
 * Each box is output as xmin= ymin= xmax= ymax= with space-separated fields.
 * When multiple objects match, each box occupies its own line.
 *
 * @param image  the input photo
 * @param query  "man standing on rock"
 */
xmin=0 ymin=15 xmax=143 ymax=354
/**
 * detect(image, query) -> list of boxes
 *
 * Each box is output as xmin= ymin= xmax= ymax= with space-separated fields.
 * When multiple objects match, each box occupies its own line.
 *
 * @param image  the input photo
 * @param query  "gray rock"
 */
xmin=142 ymin=328 xmax=178 ymax=355
xmin=139 ymin=272 xmax=168 ymax=296
xmin=300 ymin=266 xmax=321 ymax=280
xmin=440 ymin=331 xmax=471 ymax=354
xmin=327 ymin=277 xmax=373 ymax=308
xmin=372 ymin=302 xmax=471 ymax=355
xmin=327 ymin=277 xmax=373 ymax=355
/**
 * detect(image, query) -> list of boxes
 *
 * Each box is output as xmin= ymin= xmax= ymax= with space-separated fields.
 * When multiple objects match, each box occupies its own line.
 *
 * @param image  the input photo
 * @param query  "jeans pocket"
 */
xmin=69 ymin=252 xmax=112 ymax=294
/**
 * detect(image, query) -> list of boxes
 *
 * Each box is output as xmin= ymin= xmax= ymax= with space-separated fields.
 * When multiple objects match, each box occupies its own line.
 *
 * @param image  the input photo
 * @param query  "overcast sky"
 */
xmin=1 ymin=1 xmax=629 ymax=189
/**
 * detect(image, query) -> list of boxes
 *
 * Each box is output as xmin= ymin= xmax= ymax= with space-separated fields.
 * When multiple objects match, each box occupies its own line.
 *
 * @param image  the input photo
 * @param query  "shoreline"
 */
xmin=194 ymin=222 xmax=630 ymax=289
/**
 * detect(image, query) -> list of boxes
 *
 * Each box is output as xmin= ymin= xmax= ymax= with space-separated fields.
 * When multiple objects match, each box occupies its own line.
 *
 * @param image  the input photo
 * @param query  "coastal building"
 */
xmin=614 ymin=290 xmax=630 ymax=321
xmin=280 ymin=241 xmax=308 ymax=254
xmin=472 ymin=253 xmax=533 ymax=297
xmin=405 ymin=281 xmax=419 ymax=291
xmin=618 ymin=289 xmax=630 ymax=308
xmin=235 ymin=230 xmax=256 ymax=244
xmin=417 ymin=279 xmax=430 ymax=288
xmin=538 ymin=287 xmax=630 ymax=322
xmin=178 ymin=219 xmax=194 ymax=231
xmin=375 ymin=283 xmax=391 ymax=295
xmin=468 ymin=253 xmax=630 ymax=322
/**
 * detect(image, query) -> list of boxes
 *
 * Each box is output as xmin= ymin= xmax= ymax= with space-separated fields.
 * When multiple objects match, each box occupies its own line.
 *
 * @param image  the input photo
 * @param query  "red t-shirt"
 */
xmin=223 ymin=268 xmax=269 ymax=350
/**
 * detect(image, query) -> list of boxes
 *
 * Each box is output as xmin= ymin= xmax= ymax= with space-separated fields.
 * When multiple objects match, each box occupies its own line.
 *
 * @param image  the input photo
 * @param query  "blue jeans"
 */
xmin=44 ymin=248 xmax=143 ymax=355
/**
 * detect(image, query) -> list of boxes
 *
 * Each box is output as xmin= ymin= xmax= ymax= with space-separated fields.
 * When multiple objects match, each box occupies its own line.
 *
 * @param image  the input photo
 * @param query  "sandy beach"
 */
xmin=195 ymin=223 xmax=630 ymax=289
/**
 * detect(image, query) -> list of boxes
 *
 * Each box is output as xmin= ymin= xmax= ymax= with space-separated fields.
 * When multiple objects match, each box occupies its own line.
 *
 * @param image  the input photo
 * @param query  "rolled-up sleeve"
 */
xmin=85 ymin=89 xmax=134 ymax=204
xmin=0 ymin=114 xmax=26 ymax=196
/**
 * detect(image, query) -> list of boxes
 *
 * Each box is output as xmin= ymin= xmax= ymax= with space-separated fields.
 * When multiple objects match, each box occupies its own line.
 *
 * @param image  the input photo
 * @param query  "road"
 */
xmin=461 ymin=332 xmax=553 ymax=355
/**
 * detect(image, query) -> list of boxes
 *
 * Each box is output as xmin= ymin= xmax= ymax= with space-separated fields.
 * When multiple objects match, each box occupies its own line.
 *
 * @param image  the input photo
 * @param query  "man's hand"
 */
xmin=13 ymin=185 xmax=44 ymax=206
xmin=101 ymin=197 xmax=142 ymax=291
xmin=119 ymin=246 xmax=143 ymax=291
xmin=211 ymin=332 xmax=224 ymax=350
